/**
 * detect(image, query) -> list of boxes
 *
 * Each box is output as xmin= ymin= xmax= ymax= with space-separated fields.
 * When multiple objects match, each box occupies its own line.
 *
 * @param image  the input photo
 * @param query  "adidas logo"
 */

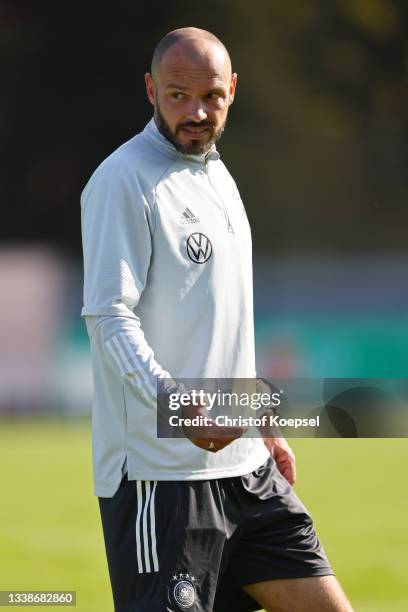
xmin=180 ymin=207 xmax=200 ymax=224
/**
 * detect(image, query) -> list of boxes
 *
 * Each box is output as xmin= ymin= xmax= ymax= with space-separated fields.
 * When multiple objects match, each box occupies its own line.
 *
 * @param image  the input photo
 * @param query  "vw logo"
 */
xmin=186 ymin=233 xmax=212 ymax=264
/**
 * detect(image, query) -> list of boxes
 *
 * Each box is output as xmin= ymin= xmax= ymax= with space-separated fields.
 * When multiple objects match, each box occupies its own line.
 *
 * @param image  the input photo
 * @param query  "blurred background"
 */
xmin=1 ymin=1 xmax=407 ymax=610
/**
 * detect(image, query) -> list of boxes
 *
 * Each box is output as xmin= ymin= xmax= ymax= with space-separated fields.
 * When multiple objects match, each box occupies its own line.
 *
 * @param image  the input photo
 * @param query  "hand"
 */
xmin=254 ymin=402 xmax=296 ymax=485
xmin=182 ymin=402 xmax=246 ymax=453
xmin=263 ymin=435 xmax=296 ymax=485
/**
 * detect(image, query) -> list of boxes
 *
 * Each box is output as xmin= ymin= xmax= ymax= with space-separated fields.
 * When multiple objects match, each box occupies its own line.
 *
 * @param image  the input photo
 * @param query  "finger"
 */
xmin=190 ymin=438 xmax=217 ymax=451
xmin=190 ymin=438 xmax=221 ymax=452
xmin=190 ymin=436 xmax=239 ymax=452
xmin=191 ymin=436 xmax=238 ymax=447
xmin=184 ymin=424 xmax=246 ymax=440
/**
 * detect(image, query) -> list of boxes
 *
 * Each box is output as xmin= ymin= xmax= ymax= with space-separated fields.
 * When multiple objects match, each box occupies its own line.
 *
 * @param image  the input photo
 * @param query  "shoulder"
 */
xmin=81 ymin=132 xmax=177 ymax=204
xmin=216 ymin=157 xmax=241 ymax=197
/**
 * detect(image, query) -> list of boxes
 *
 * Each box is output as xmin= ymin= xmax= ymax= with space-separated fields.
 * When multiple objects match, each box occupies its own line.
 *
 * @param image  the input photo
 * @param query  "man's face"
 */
xmin=145 ymin=40 xmax=237 ymax=155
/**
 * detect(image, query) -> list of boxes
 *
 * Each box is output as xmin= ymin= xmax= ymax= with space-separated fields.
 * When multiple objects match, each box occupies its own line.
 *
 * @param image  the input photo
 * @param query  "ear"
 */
xmin=145 ymin=73 xmax=156 ymax=106
xmin=229 ymin=73 xmax=238 ymax=105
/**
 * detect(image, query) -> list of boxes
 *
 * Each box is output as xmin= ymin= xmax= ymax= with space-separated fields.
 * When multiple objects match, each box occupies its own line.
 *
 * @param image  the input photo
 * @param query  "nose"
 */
xmin=187 ymin=98 xmax=208 ymax=123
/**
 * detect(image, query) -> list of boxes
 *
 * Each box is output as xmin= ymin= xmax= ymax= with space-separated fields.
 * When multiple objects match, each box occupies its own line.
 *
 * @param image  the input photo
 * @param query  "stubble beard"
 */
xmin=154 ymin=101 xmax=226 ymax=155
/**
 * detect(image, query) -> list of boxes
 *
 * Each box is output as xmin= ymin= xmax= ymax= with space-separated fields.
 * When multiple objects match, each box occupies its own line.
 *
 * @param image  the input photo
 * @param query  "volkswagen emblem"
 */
xmin=186 ymin=233 xmax=213 ymax=264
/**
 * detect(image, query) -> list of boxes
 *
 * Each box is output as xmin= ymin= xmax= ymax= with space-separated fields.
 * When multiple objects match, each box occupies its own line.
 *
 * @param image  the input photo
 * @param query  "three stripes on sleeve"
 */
xmin=106 ymin=331 xmax=158 ymax=409
xmin=104 ymin=312 xmax=182 ymax=408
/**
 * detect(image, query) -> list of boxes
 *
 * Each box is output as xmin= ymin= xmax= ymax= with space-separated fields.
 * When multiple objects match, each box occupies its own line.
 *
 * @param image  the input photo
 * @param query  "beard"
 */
xmin=155 ymin=101 xmax=226 ymax=155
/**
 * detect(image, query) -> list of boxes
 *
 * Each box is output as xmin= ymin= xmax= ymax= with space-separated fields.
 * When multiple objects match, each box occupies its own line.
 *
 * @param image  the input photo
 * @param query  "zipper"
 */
xmin=204 ymin=158 xmax=234 ymax=233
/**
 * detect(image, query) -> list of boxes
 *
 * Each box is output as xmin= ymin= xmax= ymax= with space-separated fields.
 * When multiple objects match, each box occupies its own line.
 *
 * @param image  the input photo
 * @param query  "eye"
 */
xmin=171 ymin=92 xmax=185 ymax=100
xmin=207 ymin=92 xmax=221 ymax=100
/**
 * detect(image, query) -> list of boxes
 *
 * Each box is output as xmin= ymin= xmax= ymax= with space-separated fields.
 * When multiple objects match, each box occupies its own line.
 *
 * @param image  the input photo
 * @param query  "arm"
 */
xmin=86 ymin=313 xmax=246 ymax=451
xmin=85 ymin=314 xmax=181 ymax=408
xmin=81 ymin=160 xmax=152 ymax=320
xmin=263 ymin=432 xmax=297 ymax=485
xmin=256 ymin=378 xmax=297 ymax=485
xmin=81 ymin=161 xmax=181 ymax=405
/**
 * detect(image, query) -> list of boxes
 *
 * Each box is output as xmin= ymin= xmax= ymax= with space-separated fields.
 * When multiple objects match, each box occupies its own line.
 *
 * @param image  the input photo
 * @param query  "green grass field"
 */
xmin=0 ymin=420 xmax=407 ymax=611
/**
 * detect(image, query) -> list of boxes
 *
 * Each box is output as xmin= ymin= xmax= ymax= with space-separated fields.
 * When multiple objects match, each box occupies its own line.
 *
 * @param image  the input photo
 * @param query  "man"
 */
xmin=81 ymin=27 xmax=353 ymax=612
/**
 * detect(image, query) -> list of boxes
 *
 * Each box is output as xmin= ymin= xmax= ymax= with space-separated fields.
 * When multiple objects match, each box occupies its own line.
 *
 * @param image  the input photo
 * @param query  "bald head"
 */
xmin=151 ymin=27 xmax=231 ymax=80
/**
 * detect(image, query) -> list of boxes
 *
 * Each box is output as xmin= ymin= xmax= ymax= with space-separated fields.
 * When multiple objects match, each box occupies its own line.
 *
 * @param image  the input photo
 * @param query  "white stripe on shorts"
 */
xmin=135 ymin=481 xmax=159 ymax=574
xmin=135 ymin=481 xmax=144 ymax=573
xmin=150 ymin=482 xmax=159 ymax=572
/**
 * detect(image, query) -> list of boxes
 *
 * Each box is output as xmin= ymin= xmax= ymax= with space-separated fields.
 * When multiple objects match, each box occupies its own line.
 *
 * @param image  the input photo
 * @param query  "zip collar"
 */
xmin=142 ymin=117 xmax=220 ymax=164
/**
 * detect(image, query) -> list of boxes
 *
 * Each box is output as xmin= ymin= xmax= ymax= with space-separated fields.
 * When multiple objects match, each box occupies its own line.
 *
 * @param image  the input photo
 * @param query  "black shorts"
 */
xmin=98 ymin=457 xmax=333 ymax=612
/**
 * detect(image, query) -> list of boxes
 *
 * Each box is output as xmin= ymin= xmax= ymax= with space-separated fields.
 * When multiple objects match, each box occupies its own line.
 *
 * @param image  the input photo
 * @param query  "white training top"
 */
xmin=81 ymin=118 xmax=269 ymax=496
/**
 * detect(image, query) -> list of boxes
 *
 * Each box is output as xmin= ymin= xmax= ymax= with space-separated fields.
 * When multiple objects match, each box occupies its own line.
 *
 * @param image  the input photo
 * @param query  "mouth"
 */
xmin=179 ymin=126 xmax=211 ymax=138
